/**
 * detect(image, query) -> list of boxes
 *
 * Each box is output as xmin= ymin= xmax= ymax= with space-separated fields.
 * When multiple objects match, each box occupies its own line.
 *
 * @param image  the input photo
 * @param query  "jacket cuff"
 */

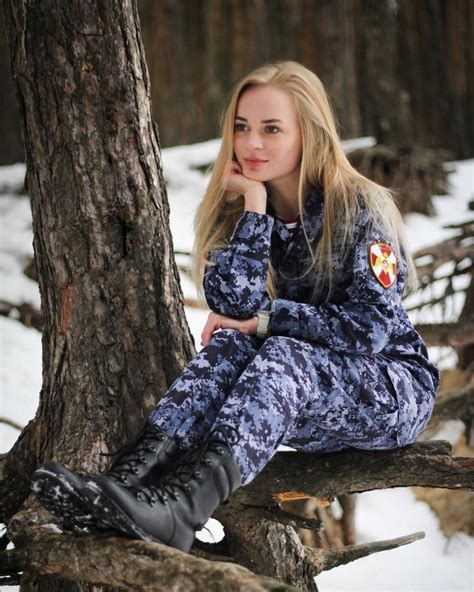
xmin=229 ymin=210 xmax=274 ymax=243
xmin=268 ymin=298 xmax=299 ymax=338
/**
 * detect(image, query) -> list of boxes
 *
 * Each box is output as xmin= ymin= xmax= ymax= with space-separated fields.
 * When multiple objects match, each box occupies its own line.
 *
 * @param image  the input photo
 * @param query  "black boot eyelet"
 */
xmin=133 ymin=467 xmax=140 ymax=474
xmin=150 ymin=446 xmax=157 ymax=452
xmin=140 ymin=457 xmax=147 ymax=464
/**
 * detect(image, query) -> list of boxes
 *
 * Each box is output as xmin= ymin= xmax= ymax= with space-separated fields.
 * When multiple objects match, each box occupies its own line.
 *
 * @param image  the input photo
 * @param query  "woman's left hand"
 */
xmin=201 ymin=311 xmax=258 ymax=347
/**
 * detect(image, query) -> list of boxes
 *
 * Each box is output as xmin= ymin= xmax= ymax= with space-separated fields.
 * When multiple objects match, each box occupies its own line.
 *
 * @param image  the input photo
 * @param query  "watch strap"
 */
xmin=256 ymin=309 xmax=270 ymax=339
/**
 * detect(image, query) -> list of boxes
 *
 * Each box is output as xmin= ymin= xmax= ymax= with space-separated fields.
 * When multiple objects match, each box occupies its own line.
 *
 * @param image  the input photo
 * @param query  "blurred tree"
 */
xmin=0 ymin=8 xmax=23 ymax=163
xmin=1 ymin=0 xmax=472 ymax=164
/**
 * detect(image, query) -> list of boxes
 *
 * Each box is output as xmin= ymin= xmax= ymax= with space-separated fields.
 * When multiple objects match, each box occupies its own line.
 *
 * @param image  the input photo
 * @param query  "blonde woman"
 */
xmin=32 ymin=60 xmax=439 ymax=553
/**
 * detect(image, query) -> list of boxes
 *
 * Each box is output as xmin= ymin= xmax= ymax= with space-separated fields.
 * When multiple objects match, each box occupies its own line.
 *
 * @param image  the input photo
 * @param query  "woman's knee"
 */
xmin=209 ymin=328 xmax=259 ymax=351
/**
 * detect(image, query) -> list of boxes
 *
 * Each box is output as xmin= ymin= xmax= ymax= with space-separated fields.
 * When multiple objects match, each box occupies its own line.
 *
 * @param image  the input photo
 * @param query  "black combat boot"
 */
xmin=80 ymin=425 xmax=242 ymax=552
xmin=31 ymin=421 xmax=182 ymax=532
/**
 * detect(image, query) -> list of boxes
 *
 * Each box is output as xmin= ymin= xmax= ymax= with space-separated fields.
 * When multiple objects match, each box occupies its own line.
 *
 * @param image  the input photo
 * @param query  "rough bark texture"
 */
xmin=6 ymin=505 xmax=298 ymax=592
xmin=3 ymin=441 xmax=472 ymax=591
xmin=2 ymin=0 xmax=195 ymax=590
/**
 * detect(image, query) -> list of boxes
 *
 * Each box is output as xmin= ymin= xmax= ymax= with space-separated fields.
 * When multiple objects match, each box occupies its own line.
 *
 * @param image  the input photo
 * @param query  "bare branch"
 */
xmin=303 ymin=531 xmax=426 ymax=573
xmin=0 ymin=417 xmax=24 ymax=432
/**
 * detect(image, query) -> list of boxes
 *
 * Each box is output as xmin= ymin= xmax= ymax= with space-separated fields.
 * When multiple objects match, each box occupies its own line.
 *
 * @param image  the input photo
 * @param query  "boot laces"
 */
xmin=132 ymin=425 xmax=239 ymax=506
xmin=99 ymin=422 xmax=167 ymax=483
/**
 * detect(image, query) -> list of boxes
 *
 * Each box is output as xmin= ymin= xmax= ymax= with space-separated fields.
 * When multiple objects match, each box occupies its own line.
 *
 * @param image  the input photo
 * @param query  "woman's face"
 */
xmin=233 ymin=84 xmax=303 ymax=189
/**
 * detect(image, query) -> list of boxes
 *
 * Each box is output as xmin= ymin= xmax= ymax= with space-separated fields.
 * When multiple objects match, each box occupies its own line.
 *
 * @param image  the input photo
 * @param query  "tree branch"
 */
xmin=234 ymin=440 xmax=474 ymax=509
xmin=7 ymin=505 xmax=298 ymax=592
xmin=303 ymin=531 xmax=426 ymax=573
xmin=416 ymin=320 xmax=474 ymax=348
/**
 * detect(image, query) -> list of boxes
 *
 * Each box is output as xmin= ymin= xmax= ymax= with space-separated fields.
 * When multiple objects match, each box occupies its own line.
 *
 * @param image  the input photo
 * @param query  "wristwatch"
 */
xmin=256 ymin=308 xmax=271 ymax=339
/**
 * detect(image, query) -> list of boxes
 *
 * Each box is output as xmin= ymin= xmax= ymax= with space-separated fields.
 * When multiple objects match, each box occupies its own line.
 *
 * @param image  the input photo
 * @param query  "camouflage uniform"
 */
xmin=149 ymin=186 xmax=439 ymax=486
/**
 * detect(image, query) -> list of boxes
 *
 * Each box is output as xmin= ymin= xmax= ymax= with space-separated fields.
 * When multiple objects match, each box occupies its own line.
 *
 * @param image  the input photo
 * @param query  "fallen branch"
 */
xmin=425 ymin=382 xmax=474 ymax=445
xmin=431 ymin=383 xmax=474 ymax=424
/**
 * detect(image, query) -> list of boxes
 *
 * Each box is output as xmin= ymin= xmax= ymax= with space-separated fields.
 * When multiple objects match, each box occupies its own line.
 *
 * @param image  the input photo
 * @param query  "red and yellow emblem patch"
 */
xmin=369 ymin=243 xmax=397 ymax=288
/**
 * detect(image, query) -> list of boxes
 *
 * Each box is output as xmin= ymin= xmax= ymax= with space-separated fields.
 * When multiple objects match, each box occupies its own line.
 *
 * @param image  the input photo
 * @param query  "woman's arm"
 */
xmin=267 ymin=222 xmax=407 ymax=355
xmin=203 ymin=210 xmax=274 ymax=318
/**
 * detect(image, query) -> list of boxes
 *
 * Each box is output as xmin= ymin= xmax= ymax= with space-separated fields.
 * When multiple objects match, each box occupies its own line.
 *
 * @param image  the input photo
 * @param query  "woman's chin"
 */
xmin=244 ymin=170 xmax=269 ymax=182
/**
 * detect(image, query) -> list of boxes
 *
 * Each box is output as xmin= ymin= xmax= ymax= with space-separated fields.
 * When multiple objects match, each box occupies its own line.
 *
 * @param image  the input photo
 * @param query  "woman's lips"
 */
xmin=244 ymin=158 xmax=268 ymax=168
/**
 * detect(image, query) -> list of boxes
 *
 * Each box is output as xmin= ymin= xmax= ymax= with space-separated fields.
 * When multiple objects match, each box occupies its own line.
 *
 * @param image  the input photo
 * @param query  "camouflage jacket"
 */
xmin=203 ymin=185 xmax=440 ymax=441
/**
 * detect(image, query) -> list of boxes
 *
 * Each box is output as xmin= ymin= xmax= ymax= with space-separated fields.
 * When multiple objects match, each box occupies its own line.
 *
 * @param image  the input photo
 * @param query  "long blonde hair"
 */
xmin=190 ymin=60 xmax=417 ymax=306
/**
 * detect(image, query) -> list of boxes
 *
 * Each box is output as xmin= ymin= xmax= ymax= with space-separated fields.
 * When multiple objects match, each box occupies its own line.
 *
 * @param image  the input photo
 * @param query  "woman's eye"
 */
xmin=233 ymin=124 xmax=279 ymax=134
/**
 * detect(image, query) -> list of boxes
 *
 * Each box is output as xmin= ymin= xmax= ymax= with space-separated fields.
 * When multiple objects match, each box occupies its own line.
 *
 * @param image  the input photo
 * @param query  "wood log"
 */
xmin=4 ymin=505 xmax=296 ymax=592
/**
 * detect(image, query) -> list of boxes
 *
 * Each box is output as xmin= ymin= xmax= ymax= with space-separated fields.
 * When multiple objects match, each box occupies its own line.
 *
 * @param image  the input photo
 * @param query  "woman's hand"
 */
xmin=223 ymin=159 xmax=266 ymax=197
xmin=201 ymin=311 xmax=258 ymax=347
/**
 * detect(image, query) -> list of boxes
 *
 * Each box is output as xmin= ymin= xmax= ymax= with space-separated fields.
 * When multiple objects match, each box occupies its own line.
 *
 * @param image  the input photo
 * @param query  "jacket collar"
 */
xmin=267 ymin=184 xmax=325 ymax=250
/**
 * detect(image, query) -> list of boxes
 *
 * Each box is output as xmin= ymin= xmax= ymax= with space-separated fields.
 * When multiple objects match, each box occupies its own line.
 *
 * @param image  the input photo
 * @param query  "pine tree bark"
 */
xmin=2 ymin=0 xmax=195 ymax=589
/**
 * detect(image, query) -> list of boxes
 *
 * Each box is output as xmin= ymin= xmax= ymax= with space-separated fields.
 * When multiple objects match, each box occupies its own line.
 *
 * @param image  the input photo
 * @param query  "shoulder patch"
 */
xmin=369 ymin=242 xmax=397 ymax=288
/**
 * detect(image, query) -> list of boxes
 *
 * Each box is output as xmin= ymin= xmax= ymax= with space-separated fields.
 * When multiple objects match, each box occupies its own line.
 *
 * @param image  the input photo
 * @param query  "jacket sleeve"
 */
xmin=203 ymin=210 xmax=274 ymax=318
xmin=267 ymin=219 xmax=407 ymax=354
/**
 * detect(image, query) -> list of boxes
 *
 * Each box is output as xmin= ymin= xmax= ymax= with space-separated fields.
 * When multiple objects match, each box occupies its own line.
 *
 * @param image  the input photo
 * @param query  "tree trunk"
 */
xmin=2 ymin=0 xmax=195 ymax=588
xmin=0 ymin=7 xmax=24 ymax=164
xmin=355 ymin=0 xmax=412 ymax=146
xmin=398 ymin=0 xmax=474 ymax=159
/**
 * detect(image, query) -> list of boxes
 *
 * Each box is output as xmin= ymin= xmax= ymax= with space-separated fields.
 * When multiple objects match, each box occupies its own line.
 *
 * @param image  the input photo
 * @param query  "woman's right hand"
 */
xmin=223 ymin=159 xmax=266 ymax=197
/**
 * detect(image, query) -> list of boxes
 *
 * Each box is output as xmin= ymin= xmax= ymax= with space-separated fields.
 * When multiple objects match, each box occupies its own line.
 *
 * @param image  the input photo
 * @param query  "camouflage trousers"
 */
xmin=148 ymin=328 xmax=401 ymax=486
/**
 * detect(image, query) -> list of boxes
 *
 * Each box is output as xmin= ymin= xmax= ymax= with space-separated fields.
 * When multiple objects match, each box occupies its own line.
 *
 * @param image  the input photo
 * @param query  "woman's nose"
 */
xmin=245 ymin=131 xmax=264 ymax=150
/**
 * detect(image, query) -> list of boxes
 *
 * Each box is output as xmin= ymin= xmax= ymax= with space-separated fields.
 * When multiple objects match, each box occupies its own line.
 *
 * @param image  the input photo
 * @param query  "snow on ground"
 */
xmin=0 ymin=144 xmax=472 ymax=591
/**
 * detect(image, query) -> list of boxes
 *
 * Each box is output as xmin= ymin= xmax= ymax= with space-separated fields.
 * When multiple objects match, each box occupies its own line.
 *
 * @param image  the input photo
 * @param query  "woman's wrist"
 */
xmin=244 ymin=185 xmax=267 ymax=214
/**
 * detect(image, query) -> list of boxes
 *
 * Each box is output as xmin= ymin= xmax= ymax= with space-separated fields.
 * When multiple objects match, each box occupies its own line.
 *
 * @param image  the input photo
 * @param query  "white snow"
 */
xmin=1 ymin=144 xmax=472 ymax=591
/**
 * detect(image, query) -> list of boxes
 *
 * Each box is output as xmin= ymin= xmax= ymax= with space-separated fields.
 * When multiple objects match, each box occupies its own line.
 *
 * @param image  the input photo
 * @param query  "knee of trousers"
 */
xmin=210 ymin=328 xmax=259 ymax=350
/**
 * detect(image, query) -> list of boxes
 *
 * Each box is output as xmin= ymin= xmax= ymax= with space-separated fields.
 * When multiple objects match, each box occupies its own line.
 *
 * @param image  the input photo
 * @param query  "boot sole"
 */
xmin=31 ymin=467 xmax=110 ymax=534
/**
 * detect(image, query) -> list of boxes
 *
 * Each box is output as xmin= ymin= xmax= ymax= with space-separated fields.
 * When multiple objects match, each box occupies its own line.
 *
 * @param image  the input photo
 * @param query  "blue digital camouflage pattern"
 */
xmin=149 ymin=186 xmax=439 ymax=486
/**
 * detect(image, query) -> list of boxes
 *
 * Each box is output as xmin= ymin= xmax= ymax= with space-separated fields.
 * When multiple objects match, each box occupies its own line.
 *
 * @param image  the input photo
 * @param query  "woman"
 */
xmin=32 ymin=60 xmax=439 ymax=553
